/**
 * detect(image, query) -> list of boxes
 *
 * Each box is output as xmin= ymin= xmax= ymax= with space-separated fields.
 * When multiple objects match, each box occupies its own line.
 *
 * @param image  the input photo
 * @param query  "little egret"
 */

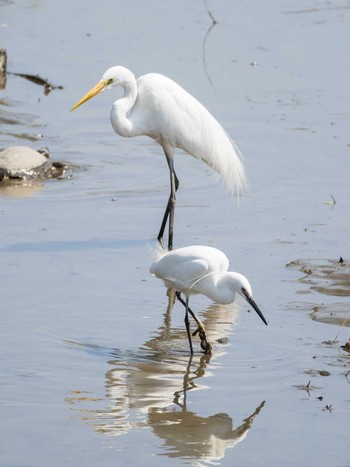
xmin=150 ymin=245 xmax=267 ymax=354
xmin=71 ymin=66 xmax=246 ymax=250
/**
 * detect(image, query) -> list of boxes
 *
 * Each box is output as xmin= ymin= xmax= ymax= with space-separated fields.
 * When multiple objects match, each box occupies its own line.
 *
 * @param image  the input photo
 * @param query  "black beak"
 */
xmin=243 ymin=292 xmax=268 ymax=326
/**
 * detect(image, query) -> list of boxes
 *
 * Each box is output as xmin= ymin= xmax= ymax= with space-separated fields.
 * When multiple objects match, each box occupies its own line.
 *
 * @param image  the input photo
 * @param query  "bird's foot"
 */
xmin=192 ymin=323 xmax=212 ymax=355
xmin=200 ymin=338 xmax=212 ymax=355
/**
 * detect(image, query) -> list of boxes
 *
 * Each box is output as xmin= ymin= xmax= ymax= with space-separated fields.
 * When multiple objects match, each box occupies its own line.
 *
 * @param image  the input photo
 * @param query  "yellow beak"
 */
xmin=70 ymin=80 xmax=107 ymax=111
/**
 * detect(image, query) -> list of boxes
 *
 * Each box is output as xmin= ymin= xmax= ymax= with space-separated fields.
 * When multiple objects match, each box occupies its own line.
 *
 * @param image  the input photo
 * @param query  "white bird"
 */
xmin=150 ymin=245 xmax=267 ymax=354
xmin=71 ymin=66 xmax=247 ymax=250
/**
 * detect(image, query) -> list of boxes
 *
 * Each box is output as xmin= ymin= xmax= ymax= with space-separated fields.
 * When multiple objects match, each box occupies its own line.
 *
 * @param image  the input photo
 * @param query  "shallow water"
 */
xmin=1 ymin=1 xmax=350 ymax=466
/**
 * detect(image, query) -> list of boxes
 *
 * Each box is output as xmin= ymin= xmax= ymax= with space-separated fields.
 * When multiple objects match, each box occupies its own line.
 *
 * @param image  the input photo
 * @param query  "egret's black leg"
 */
xmin=157 ymin=150 xmax=179 ymax=251
xmin=175 ymin=291 xmax=212 ymax=354
xmin=175 ymin=292 xmax=205 ymax=333
xmin=167 ymin=161 xmax=177 ymax=251
xmin=157 ymin=169 xmax=179 ymax=250
xmin=176 ymin=291 xmax=193 ymax=354
xmin=176 ymin=291 xmax=194 ymax=315
xmin=184 ymin=297 xmax=194 ymax=355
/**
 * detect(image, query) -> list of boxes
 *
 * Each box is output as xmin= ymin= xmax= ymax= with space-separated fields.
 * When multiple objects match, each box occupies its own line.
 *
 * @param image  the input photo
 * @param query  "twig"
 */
xmin=203 ymin=0 xmax=218 ymax=25
xmin=7 ymin=71 xmax=63 ymax=95
xmin=202 ymin=22 xmax=217 ymax=90
xmin=345 ymin=370 xmax=350 ymax=384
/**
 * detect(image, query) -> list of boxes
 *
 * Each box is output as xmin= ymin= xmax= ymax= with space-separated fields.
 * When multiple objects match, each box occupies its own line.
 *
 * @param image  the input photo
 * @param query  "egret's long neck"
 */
xmin=200 ymin=273 xmax=237 ymax=305
xmin=110 ymin=78 xmax=137 ymax=138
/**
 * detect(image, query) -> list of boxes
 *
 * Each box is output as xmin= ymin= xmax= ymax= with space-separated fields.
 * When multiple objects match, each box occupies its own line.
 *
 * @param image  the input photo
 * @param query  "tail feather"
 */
xmin=145 ymin=73 xmax=248 ymax=196
xmin=206 ymin=130 xmax=247 ymax=196
xmin=176 ymin=94 xmax=248 ymax=195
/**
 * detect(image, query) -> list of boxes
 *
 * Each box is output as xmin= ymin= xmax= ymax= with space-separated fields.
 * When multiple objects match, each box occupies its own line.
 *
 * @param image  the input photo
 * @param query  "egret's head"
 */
xmin=101 ymin=66 xmax=125 ymax=89
xmin=231 ymin=272 xmax=268 ymax=326
xmin=70 ymin=66 xmax=132 ymax=111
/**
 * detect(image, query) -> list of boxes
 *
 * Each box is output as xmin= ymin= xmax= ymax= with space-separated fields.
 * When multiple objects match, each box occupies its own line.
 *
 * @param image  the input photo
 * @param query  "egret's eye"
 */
xmin=106 ymin=78 xmax=114 ymax=85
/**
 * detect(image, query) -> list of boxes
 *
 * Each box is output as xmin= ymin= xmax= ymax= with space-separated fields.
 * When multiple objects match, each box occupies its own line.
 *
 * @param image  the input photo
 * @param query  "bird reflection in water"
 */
xmin=148 ymin=400 xmax=265 ymax=462
xmin=66 ymin=291 xmax=265 ymax=463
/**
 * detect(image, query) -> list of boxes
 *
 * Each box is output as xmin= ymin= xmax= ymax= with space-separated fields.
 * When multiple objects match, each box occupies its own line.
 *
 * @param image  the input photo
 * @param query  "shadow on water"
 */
xmin=64 ymin=289 xmax=266 ymax=464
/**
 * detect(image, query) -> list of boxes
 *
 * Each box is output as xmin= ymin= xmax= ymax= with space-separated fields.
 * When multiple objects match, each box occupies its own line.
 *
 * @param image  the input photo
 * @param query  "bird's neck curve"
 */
xmin=201 ymin=273 xmax=237 ymax=305
xmin=110 ymin=75 xmax=137 ymax=138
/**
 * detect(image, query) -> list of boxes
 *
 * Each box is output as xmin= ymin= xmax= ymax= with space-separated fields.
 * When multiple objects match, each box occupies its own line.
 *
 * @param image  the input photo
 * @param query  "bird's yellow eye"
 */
xmin=106 ymin=78 xmax=114 ymax=85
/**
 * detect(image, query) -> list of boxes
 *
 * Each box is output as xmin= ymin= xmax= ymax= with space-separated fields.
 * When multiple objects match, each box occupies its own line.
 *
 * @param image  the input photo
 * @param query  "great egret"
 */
xmin=71 ymin=66 xmax=246 ymax=250
xmin=150 ymin=245 xmax=267 ymax=354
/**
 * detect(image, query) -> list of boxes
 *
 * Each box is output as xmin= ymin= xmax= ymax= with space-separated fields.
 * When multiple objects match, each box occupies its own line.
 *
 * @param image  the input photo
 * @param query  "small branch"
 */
xmin=203 ymin=0 xmax=217 ymax=25
xmin=345 ymin=370 xmax=350 ymax=384
xmin=7 ymin=71 xmax=63 ymax=95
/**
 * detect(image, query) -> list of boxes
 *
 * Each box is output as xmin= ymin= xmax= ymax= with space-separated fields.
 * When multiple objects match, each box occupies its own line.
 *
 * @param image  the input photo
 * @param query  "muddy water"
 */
xmin=1 ymin=1 xmax=349 ymax=466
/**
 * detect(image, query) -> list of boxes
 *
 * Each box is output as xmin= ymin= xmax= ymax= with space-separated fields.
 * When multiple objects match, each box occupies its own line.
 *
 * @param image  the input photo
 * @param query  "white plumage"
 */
xmin=150 ymin=245 xmax=268 ymax=354
xmin=71 ymin=66 xmax=246 ymax=249
xmin=108 ymin=69 xmax=246 ymax=194
xmin=150 ymin=245 xmax=229 ymax=299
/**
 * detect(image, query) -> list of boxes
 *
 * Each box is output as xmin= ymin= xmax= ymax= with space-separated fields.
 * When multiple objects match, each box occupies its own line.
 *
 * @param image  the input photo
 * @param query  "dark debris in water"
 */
xmin=216 ymin=337 xmax=229 ymax=344
xmin=322 ymin=338 xmax=339 ymax=345
xmin=8 ymin=71 xmax=63 ymax=95
xmin=341 ymin=339 xmax=350 ymax=353
xmin=294 ymin=380 xmax=319 ymax=396
xmin=305 ymin=369 xmax=331 ymax=377
xmin=5 ymin=132 xmax=43 ymax=142
xmin=322 ymin=404 xmax=333 ymax=413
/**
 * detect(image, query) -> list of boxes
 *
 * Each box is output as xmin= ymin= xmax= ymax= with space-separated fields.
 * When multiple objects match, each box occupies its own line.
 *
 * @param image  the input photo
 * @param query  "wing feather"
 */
xmin=136 ymin=74 xmax=247 ymax=195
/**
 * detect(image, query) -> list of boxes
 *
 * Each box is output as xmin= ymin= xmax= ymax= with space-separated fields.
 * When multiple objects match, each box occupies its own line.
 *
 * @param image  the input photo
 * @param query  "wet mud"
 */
xmin=287 ymin=258 xmax=350 ymax=326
